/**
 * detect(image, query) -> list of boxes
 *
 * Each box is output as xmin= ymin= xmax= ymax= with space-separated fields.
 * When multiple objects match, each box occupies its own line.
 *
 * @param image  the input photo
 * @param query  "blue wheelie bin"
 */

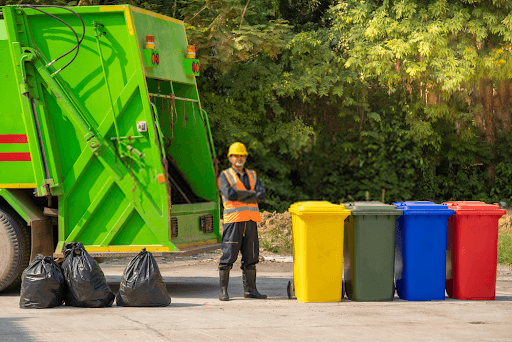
xmin=393 ymin=201 xmax=454 ymax=301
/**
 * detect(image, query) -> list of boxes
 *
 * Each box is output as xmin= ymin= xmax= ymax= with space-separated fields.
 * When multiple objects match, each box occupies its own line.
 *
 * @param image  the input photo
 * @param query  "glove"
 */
xmin=256 ymin=191 xmax=265 ymax=201
xmin=236 ymin=190 xmax=256 ymax=201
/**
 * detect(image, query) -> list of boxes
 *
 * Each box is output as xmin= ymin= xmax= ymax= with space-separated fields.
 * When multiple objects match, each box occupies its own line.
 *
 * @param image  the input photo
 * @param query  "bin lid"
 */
xmin=288 ymin=201 xmax=351 ymax=216
xmin=443 ymin=201 xmax=507 ymax=216
xmin=393 ymin=201 xmax=454 ymax=216
xmin=344 ymin=202 xmax=403 ymax=216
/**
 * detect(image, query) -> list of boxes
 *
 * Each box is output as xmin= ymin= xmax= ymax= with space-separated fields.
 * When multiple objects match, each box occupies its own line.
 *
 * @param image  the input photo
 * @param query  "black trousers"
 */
xmin=218 ymin=220 xmax=259 ymax=271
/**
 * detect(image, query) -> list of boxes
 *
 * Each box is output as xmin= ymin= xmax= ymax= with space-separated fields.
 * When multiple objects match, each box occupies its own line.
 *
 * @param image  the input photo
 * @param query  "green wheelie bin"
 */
xmin=343 ymin=202 xmax=403 ymax=301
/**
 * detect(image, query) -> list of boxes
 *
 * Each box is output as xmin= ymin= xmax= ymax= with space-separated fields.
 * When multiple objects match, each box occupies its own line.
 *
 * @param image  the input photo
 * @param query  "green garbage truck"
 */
xmin=0 ymin=4 xmax=221 ymax=291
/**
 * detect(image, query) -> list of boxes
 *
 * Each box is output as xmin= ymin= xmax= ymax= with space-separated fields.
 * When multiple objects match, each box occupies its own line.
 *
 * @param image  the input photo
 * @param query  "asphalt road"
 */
xmin=1 ymin=252 xmax=511 ymax=342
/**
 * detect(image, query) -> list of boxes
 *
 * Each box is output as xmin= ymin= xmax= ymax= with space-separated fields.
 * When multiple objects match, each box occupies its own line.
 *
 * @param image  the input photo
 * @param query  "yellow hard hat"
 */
xmin=227 ymin=142 xmax=248 ymax=157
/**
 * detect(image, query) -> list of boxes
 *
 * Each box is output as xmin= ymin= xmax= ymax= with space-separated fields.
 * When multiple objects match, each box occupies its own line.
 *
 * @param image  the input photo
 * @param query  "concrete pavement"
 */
xmin=0 ymin=253 xmax=511 ymax=342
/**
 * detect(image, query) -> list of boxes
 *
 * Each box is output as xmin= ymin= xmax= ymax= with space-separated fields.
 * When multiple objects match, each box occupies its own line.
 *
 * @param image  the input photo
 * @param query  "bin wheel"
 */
xmin=446 ymin=286 xmax=452 ymax=299
xmin=287 ymin=281 xmax=294 ymax=299
xmin=0 ymin=207 xmax=30 ymax=292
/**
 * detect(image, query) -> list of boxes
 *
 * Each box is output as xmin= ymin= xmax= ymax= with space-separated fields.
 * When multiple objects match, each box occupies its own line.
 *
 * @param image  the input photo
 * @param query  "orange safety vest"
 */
xmin=218 ymin=168 xmax=262 ymax=223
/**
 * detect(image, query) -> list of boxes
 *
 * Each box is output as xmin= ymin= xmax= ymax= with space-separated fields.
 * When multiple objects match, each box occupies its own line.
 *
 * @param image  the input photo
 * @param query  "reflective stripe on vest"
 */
xmin=220 ymin=168 xmax=261 ymax=223
xmin=224 ymin=206 xmax=261 ymax=214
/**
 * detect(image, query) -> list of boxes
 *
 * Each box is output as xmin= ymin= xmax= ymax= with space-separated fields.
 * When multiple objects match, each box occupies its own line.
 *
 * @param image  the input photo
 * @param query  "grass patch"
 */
xmin=498 ymin=233 xmax=512 ymax=265
xmin=259 ymin=228 xmax=293 ymax=255
xmin=258 ymin=211 xmax=293 ymax=255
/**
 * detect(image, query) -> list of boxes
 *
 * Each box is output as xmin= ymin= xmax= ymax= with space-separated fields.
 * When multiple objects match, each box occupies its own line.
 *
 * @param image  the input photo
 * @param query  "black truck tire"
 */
xmin=0 ymin=206 xmax=30 ymax=292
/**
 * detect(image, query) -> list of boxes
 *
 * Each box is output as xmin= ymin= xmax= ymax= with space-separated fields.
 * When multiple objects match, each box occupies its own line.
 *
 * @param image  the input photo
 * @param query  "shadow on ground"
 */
xmin=0 ymin=288 xmax=20 ymax=296
xmin=106 ymin=276 xmax=292 ymax=301
xmin=0 ymin=317 xmax=42 ymax=342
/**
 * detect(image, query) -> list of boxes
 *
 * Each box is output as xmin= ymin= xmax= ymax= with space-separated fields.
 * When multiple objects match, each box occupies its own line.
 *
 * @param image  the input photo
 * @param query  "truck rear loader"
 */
xmin=0 ymin=4 xmax=221 ymax=292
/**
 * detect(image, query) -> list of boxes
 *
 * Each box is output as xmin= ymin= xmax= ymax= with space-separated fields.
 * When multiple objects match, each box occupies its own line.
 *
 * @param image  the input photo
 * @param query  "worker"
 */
xmin=217 ymin=142 xmax=267 ymax=301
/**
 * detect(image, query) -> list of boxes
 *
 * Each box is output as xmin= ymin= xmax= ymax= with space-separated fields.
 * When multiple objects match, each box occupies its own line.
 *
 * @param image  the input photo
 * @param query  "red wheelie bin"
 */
xmin=444 ymin=201 xmax=506 ymax=300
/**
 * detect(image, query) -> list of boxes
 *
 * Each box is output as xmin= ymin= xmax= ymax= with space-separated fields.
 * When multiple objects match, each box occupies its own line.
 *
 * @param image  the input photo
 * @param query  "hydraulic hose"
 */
xmin=17 ymin=4 xmax=85 ymax=75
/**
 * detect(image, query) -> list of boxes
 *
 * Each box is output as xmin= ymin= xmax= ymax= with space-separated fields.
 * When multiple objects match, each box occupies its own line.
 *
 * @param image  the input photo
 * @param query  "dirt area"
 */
xmin=258 ymin=211 xmax=293 ymax=255
xmin=499 ymin=210 xmax=512 ymax=235
xmin=258 ymin=211 xmax=292 ymax=232
xmin=218 ymin=211 xmax=294 ymax=255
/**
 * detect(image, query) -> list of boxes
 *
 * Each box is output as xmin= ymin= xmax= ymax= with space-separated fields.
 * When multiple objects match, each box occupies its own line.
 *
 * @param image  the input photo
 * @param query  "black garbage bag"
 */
xmin=19 ymin=254 xmax=65 ymax=309
xmin=116 ymin=248 xmax=171 ymax=307
xmin=62 ymin=242 xmax=115 ymax=308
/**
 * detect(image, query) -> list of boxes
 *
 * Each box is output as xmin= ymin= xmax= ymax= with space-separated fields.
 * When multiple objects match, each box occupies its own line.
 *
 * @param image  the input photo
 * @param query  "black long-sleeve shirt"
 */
xmin=218 ymin=168 xmax=266 ymax=203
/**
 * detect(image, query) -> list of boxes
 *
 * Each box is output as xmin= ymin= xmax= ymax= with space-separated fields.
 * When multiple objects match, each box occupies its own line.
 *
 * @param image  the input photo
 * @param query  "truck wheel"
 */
xmin=0 ymin=207 xmax=30 ymax=292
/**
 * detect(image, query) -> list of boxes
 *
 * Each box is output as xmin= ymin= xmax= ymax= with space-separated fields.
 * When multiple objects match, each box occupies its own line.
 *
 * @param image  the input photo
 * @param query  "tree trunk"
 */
xmin=496 ymin=80 xmax=511 ymax=132
xmin=480 ymin=78 xmax=495 ymax=145
xmin=427 ymin=91 xmax=438 ymax=105
xmin=479 ymin=78 xmax=496 ymax=180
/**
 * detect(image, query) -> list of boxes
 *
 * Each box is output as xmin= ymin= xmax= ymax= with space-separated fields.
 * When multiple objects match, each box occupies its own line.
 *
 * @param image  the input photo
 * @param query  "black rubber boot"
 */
xmin=219 ymin=270 xmax=230 ymax=301
xmin=243 ymin=268 xmax=267 ymax=299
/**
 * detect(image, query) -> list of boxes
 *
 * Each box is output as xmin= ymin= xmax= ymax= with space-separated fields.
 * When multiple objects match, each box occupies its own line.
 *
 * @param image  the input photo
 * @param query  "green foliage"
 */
xmin=330 ymin=0 xmax=512 ymax=148
xmin=414 ymin=117 xmax=494 ymax=202
xmin=195 ymin=0 xmax=512 ymax=211
xmin=488 ymin=134 xmax=512 ymax=206
xmin=178 ymin=0 xmax=290 ymax=69
xmin=274 ymin=28 xmax=357 ymax=102
xmin=6 ymin=0 xmax=512 ymax=212
xmin=198 ymin=60 xmax=314 ymax=212
xmin=296 ymin=88 xmax=422 ymax=205
xmin=276 ymin=0 xmax=334 ymax=31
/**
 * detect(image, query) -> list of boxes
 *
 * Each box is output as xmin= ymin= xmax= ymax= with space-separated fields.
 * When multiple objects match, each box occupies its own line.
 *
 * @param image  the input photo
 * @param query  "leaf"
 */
xmin=367 ymin=112 xmax=381 ymax=122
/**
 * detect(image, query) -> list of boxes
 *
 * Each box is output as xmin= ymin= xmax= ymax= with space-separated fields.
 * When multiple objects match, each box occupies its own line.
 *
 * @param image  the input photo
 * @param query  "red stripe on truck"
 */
xmin=0 ymin=134 xmax=29 ymax=143
xmin=0 ymin=153 xmax=31 ymax=161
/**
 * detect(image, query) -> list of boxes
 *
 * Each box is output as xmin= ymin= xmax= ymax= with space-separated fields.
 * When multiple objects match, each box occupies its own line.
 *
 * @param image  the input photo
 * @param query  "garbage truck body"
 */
xmin=0 ymin=4 xmax=220 ymax=291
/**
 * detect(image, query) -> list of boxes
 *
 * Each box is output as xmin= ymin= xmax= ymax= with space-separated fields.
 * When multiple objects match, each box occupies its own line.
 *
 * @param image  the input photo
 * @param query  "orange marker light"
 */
xmin=186 ymin=45 xmax=196 ymax=59
xmin=146 ymin=35 xmax=155 ymax=50
xmin=157 ymin=174 xmax=166 ymax=183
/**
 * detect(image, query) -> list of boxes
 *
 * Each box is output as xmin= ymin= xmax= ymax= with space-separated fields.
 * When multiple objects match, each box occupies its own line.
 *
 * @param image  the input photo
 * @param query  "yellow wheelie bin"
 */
xmin=288 ymin=202 xmax=351 ymax=302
